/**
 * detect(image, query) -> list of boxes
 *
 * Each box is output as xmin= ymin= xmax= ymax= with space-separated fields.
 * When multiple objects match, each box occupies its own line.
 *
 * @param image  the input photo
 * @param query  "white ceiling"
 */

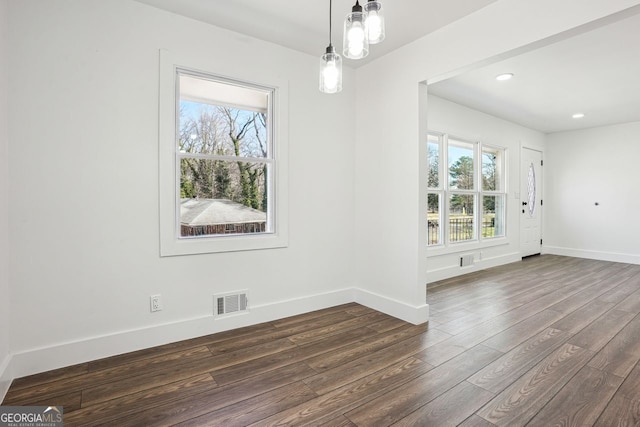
xmin=429 ymin=8 xmax=640 ymax=134
xmin=136 ymin=0 xmax=640 ymax=134
xmin=135 ymin=0 xmax=498 ymax=67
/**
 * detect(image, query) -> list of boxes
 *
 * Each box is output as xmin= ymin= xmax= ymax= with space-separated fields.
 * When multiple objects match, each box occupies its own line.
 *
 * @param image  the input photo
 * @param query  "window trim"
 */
xmin=159 ymin=49 xmax=289 ymax=256
xmin=427 ymin=131 xmax=507 ymax=251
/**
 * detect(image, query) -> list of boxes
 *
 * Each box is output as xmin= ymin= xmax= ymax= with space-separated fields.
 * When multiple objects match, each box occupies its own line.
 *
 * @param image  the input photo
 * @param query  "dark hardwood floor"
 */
xmin=4 ymin=255 xmax=640 ymax=426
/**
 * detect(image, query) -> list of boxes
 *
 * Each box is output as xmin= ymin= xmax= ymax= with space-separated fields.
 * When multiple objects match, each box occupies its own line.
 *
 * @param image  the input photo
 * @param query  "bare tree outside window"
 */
xmin=177 ymin=74 xmax=273 ymax=238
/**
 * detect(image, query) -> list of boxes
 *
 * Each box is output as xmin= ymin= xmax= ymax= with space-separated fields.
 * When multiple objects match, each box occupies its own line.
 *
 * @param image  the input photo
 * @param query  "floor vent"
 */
xmin=215 ymin=291 xmax=249 ymax=317
xmin=460 ymin=254 xmax=474 ymax=267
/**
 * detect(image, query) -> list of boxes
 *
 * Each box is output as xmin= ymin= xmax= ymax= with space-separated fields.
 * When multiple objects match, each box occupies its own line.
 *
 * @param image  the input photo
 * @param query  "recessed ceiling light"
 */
xmin=572 ymin=113 xmax=585 ymax=119
xmin=495 ymin=73 xmax=514 ymax=81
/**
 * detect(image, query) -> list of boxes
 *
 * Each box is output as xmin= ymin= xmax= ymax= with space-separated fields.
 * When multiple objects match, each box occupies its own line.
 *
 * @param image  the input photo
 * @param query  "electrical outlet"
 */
xmin=150 ymin=294 xmax=162 ymax=312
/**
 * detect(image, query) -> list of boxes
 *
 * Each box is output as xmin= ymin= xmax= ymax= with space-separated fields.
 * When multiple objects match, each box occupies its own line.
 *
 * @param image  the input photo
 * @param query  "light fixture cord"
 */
xmin=329 ymin=0 xmax=333 ymax=47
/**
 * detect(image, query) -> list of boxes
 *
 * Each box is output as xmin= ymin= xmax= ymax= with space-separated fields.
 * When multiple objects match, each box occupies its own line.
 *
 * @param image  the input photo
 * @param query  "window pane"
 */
xmin=427 ymin=192 xmax=441 ymax=245
xmin=482 ymin=147 xmax=503 ymax=191
xmin=175 ymin=71 xmax=275 ymax=242
xmin=528 ymin=162 xmax=536 ymax=216
xmin=449 ymin=194 xmax=475 ymax=242
xmin=427 ymin=134 xmax=440 ymax=189
xmin=180 ymin=159 xmax=269 ymax=237
xmin=448 ymin=140 xmax=475 ymax=190
xmin=482 ymin=195 xmax=505 ymax=238
xmin=179 ymin=101 xmax=268 ymax=159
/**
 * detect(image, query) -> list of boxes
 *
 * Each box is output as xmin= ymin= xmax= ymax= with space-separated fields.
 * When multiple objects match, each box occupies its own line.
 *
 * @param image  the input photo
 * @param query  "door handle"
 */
xmin=522 ymin=201 xmax=528 ymax=206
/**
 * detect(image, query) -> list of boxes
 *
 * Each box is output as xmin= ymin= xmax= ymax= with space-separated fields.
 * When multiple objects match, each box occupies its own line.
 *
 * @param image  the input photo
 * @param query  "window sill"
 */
xmin=426 ymin=237 xmax=509 ymax=257
xmin=160 ymin=232 xmax=288 ymax=257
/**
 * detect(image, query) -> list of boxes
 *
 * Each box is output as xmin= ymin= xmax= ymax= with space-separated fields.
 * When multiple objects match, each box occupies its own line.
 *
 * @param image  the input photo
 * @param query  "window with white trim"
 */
xmin=159 ymin=50 xmax=288 ymax=256
xmin=427 ymin=132 xmax=506 ymax=247
xmin=177 ymin=71 xmax=273 ymax=238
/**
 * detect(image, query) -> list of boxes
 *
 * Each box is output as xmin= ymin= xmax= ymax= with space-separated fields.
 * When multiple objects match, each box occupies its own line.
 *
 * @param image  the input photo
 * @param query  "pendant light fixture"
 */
xmin=343 ymin=0 xmax=369 ymax=59
xmin=319 ymin=0 xmax=342 ymax=94
xmin=363 ymin=0 xmax=385 ymax=44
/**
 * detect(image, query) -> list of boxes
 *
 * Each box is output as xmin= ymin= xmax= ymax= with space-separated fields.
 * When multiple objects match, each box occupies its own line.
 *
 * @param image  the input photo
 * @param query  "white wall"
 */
xmin=7 ymin=0 xmax=356 ymax=377
xmin=6 ymin=0 xmax=640 ymax=384
xmin=545 ymin=121 xmax=640 ymax=264
xmin=425 ymin=95 xmax=545 ymax=281
xmin=0 ymin=0 xmax=12 ymax=398
xmin=354 ymin=0 xmax=640 ymax=311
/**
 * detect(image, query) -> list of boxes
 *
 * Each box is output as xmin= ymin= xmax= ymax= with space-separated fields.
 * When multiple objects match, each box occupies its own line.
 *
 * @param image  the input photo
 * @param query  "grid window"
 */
xmin=159 ymin=50 xmax=288 ymax=256
xmin=427 ymin=132 xmax=506 ymax=247
xmin=177 ymin=71 xmax=274 ymax=238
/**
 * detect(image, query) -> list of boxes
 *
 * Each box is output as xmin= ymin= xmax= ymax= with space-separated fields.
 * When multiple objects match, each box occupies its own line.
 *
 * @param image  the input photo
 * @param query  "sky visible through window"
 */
xmin=448 ymin=146 xmax=472 ymax=167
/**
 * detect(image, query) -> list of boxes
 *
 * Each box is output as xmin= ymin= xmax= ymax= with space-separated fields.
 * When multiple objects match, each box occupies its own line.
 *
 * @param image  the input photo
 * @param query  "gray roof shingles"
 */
xmin=180 ymin=199 xmax=266 ymax=225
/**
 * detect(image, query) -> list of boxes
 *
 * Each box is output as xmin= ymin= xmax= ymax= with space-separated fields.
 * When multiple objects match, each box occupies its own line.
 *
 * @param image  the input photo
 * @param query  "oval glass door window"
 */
xmin=527 ymin=162 xmax=536 ymax=216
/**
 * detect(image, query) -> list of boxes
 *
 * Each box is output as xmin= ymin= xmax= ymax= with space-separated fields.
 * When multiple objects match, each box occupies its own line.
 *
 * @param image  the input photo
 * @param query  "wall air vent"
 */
xmin=214 ymin=291 xmax=249 ymax=317
xmin=460 ymin=254 xmax=474 ymax=267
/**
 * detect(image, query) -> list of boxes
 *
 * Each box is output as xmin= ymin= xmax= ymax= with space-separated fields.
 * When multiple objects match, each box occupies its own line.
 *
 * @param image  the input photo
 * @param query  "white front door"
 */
xmin=520 ymin=148 xmax=543 ymax=257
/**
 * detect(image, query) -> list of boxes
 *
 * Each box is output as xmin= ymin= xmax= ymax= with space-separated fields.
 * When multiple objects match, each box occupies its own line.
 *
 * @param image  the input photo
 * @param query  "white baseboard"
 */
xmin=426 ymin=252 xmax=522 ymax=283
xmin=9 ymin=288 xmax=353 ymax=380
xmin=354 ymin=288 xmax=429 ymax=325
xmin=0 ymin=353 xmax=12 ymax=402
xmin=543 ymin=246 xmax=640 ymax=265
xmin=5 ymin=285 xmax=429 ymax=383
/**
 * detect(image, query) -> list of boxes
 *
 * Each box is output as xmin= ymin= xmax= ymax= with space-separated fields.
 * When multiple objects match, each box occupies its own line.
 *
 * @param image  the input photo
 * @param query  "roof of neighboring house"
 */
xmin=180 ymin=198 xmax=266 ymax=226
